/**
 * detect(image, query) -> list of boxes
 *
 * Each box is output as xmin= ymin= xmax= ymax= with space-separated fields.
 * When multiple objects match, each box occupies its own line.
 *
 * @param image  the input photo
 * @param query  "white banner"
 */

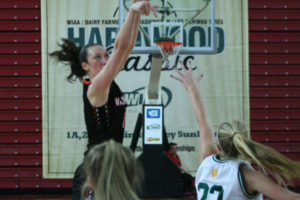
xmin=42 ymin=0 xmax=249 ymax=178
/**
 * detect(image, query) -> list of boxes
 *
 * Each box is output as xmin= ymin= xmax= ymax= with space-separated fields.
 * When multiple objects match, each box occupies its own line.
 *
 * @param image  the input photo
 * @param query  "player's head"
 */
xmin=167 ymin=142 xmax=178 ymax=154
xmin=80 ymin=44 xmax=109 ymax=80
xmin=82 ymin=140 xmax=143 ymax=200
xmin=216 ymin=120 xmax=300 ymax=187
xmin=216 ymin=120 xmax=249 ymax=158
xmin=50 ymin=39 xmax=109 ymax=82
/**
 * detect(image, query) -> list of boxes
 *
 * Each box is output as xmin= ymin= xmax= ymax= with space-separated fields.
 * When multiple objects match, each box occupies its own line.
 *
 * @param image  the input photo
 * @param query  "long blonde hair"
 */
xmin=83 ymin=140 xmax=143 ymax=200
xmin=217 ymin=120 xmax=300 ymax=187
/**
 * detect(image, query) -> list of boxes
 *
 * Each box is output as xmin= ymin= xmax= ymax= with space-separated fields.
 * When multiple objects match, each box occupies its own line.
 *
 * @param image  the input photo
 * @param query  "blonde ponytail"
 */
xmin=83 ymin=140 xmax=143 ymax=200
xmin=218 ymin=120 xmax=300 ymax=187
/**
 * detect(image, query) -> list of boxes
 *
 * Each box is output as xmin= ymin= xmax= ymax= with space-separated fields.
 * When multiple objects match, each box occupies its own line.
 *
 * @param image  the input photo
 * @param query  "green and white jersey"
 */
xmin=195 ymin=155 xmax=263 ymax=200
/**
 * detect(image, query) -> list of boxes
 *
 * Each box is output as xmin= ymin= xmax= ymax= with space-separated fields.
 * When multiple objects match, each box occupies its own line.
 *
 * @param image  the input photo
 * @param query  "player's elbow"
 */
xmin=114 ymin=39 xmax=132 ymax=53
xmin=114 ymin=36 xmax=135 ymax=53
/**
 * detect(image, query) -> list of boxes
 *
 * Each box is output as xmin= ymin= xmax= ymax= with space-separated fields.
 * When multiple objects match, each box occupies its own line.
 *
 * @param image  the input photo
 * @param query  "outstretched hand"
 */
xmin=170 ymin=61 xmax=203 ymax=91
xmin=130 ymin=0 xmax=159 ymax=17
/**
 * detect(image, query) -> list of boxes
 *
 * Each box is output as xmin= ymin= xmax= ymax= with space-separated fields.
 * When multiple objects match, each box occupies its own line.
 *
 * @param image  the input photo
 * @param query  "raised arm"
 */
xmin=242 ymin=166 xmax=300 ymax=200
xmin=171 ymin=62 xmax=218 ymax=163
xmin=88 ymin=0 xmax=158 ymax=107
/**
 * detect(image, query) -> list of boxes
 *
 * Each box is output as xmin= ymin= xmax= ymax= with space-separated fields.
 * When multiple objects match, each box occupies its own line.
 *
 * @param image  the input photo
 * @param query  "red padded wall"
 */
xmin=0 ymin=0 xmax=299 ymax=190
xmin=0 ymin=0 xmax=71 ymax=189
xmin=249 ymin=0 xmax=300 ymax=186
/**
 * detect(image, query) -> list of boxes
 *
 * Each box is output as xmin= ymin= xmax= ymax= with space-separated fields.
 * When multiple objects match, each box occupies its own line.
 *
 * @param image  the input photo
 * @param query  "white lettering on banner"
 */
xmin=178 ymin=130 xmax=200 ymax=137
xmin=85 ymin=19 xmax=101 ymax=25
xmin=66 ymin=20 xmax=80 ymax=25
xmin=115 ymin=96 xmax=127 ymax=106
xmin=167 ymin=132 xmax=176 ymax=140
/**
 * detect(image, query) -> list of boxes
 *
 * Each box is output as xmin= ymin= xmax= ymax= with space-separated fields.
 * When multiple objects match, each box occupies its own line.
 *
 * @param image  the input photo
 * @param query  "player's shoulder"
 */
xmin=208 ymin=154 xmax=240 ymax=165
xmin=199 ymin=154 xmax=215 ymax=166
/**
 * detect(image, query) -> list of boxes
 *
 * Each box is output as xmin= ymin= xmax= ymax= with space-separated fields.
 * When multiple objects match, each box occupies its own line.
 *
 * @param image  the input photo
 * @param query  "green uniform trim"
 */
xmin=238 ymin=167 xmax=258 ymax=199
xmin=212 ymin=155 xmax=229 ymax=163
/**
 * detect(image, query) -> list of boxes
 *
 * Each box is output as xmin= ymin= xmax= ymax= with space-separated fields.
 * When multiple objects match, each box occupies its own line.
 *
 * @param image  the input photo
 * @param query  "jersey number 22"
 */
xmin=198 ymin=182 xmax=224 ymax=200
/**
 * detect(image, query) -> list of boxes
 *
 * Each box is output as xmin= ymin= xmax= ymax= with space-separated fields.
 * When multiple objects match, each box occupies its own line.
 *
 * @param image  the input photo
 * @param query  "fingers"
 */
xmin=139 ymin=1 xmax=158 ymax=17
xmin=180 ymin=61 xmax=188 ymax=73
xmin=150 ymin=5 xmax=159 ymax=17
xmin=173 ymin=66 xmax=185 ymax=78
xmin=144 ymin=2 xmax=150 ymax=15
xmin=196 ymin=74 xmax=204 ymax=82
xmin=188 ymin=61 xmax=193 ymax=72
xmin=170 ymin=74 xmax=183 ymax=83
xmin=174 ymin=60 xmax=203 ymax=83
xmin=144 ymin=4 xmax=158 ymax=17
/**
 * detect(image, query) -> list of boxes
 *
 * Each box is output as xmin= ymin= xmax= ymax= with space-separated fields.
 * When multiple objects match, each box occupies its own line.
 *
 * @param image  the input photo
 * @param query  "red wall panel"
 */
xmin=250 ymin=44 xmax=300 ymax=54
xmin=0 ymin=21 xmax=40 ymax=31
xmin=0 ymin=155 xmax=41 ymax=167
xmin=0 ymin=133 xmax=41 ymax=144
xmin=0 ymin=66 xmax=41 ymax=77
xmin=0 ymin=122 xmax=41 ymax=133
xmin=250 ymin=55 xmax=300 ymax=65
xmin=250 ymin=88 xmax=300 ymax=98
xmin=0 ymin=168 xmax=42 ymax=178
xmin=249 ymin=0 xmax=300 ymax=9
xmin=0 ymin=0 xmax=40 ymax=9
xmin=250 ymin=99 xmax=300 ymax=109
xmin=0 ymin=100 xmax=41 ymax=110
xmin=0 ymin=33 xmax=40 ymax=43
xmin=249 ymin=0 xmax=300 ymax=193
xmin=0 ymin=44 xmax=41 ymax=54
xmin=0 ymin=111 xmax=41 ymax=121
xmin=252 ymin=132 xmax=300 ymax=142
xmin=0 ymin=144 xmax=41 ymax=155
xmin=250 ymin=21 xmax=300 ymax=31
xmin=0 ymin=89 xmax=41 ymax=99
xmin=0 ymin=10 xmax=40 ymax=20
xmin=250 ymin=65 xmax=300 ymax=76
xmin=250 ymin=33 xmax=300 ymax=43
xmin=250 ymin=77 xmax=300 ymax=87
xmin=0 ymin=55 xmax=41 ymax=65
xmin=0 ymin=0 xmax=72 ymax=190
xmin=0 ymin=78 xmax=41 ymax=88
xmin=249 ymin=9 xmax=300 ymax=20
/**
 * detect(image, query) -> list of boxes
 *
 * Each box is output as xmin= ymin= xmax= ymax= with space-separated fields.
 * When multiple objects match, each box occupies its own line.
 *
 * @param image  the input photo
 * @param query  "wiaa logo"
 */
xmin=123 ymin=86 xmax=172 ymax=108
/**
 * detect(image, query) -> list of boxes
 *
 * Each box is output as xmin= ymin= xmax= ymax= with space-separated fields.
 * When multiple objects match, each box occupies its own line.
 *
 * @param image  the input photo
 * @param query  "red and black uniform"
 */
xmin=72 ymin=79 xmax=127 ymax=200
xmin=83 ymin=79 xmax=126 ymax=151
